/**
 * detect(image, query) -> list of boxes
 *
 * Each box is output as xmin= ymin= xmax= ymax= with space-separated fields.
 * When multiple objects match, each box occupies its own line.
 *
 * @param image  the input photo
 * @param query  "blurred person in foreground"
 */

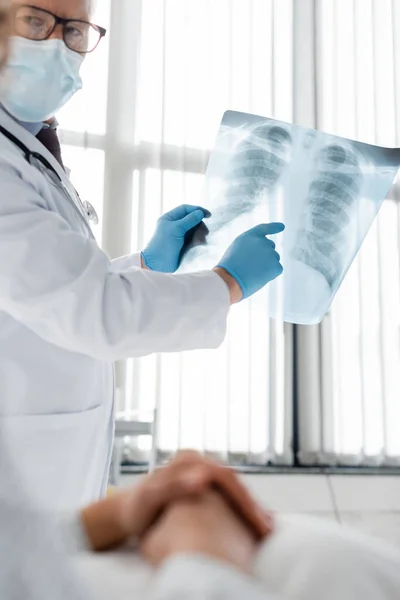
xmin=0 ymin=439 xmax=278 ymax=600
xmin=2 ymin=440 xmax=400 ymax=600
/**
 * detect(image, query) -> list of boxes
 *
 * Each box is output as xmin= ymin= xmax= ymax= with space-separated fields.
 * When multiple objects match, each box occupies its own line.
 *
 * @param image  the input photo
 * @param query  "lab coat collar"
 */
xmin=0 ymin=106 xmax=68 ymax=188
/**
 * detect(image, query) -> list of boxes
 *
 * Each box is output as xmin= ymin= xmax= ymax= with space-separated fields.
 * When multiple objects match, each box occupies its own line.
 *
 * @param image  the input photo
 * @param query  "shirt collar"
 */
xmin=0 ymin=104 xmax=58 ymax=136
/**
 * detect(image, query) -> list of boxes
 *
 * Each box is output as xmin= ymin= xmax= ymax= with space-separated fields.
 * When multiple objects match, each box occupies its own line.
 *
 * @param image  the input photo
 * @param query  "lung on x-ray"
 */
xmin=178 ymin=110 xmax=400 ymax=324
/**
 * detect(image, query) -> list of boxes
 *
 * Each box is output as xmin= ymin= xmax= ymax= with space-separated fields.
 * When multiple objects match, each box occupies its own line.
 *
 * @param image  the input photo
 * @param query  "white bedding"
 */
xmin=74 ymin=515 xmax=400 ymax=600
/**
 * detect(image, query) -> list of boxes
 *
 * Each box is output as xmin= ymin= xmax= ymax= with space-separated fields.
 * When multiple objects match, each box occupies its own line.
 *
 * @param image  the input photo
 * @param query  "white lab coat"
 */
xmin=0 ymin=107 xmax=230 ymax=510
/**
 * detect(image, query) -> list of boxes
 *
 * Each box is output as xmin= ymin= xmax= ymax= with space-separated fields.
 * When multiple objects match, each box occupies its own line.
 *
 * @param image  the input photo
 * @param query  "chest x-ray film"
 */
xmin=178 ymin=110 xmax=400 ymax=324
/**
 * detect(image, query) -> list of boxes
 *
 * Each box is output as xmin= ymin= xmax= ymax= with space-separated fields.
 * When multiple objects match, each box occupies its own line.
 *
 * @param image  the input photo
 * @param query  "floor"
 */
xmin=121 ymin=473 xmax=400 ymax=547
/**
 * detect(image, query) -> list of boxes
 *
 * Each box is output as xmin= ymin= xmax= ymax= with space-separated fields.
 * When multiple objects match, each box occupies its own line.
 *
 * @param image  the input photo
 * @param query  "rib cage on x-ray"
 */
xmin=208 ymin=121 xmax=293 ymax=234
xmin=180 ymin=109 xmax=400 ymax=324
xmin=292 ymin=143 xmax=363 ymax=286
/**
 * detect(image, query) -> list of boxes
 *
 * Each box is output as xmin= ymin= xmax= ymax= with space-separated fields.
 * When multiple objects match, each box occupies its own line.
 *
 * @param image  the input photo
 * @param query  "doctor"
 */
xmin=0 ymin=0 xmax=284 ymax=510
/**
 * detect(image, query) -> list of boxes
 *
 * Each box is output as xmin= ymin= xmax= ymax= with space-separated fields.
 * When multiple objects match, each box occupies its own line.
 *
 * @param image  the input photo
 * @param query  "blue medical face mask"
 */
xmin=0 ymin=36 xmax=84 ymax=123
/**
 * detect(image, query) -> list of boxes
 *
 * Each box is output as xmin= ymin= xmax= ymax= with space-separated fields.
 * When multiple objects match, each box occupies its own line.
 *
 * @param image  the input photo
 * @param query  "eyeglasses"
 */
xmin=12 ymin=5 xmax=107 ymax=54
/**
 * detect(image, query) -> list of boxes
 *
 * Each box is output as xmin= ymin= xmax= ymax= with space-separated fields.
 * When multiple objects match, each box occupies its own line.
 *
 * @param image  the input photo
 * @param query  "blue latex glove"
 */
xmin=216 ymin=223 xmax=285 ymax=299
xmin=142 ymin=205 xmax=211 ymax=273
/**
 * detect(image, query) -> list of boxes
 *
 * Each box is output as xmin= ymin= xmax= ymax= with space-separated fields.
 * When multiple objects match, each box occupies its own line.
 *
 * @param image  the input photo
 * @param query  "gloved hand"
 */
xmin=216 ymin=223 xmax=285 ymax=300
xmin=142 ymin=205 xmax=211 ymax=273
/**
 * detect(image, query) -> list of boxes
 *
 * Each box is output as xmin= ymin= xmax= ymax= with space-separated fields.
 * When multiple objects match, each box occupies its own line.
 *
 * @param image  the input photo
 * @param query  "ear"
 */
xmin=0 ymin=6 xmax=10 ymax=70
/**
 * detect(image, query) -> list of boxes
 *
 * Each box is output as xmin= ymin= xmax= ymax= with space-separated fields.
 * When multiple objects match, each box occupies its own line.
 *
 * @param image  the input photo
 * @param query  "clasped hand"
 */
xmin=81 ymin=451 xmax=273 ymax=573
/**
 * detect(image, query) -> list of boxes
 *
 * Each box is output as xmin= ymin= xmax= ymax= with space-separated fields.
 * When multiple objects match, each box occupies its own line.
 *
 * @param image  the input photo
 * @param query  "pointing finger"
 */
xmin=250 ymin=222 xmax=285 ymax=236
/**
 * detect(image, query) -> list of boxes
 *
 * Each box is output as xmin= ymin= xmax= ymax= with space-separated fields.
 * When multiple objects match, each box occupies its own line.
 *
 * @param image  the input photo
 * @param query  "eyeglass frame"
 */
xmin=11 ymin=4 xmax=107 ymax=54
